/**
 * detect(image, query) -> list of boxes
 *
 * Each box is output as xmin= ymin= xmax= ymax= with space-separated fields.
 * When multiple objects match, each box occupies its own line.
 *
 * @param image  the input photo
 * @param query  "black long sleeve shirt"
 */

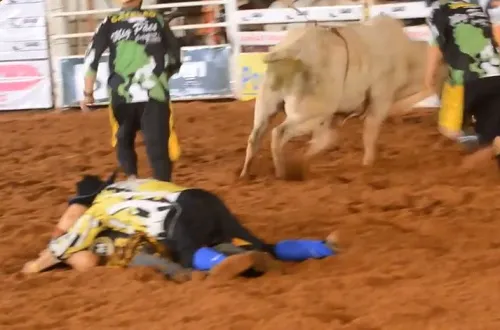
xmin=82 ymin=8 xmax=181 ymax=104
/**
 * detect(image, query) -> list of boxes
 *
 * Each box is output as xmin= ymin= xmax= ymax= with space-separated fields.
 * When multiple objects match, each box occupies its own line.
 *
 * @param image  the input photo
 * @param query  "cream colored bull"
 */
xmin=239 ymin=15 xmax=443 ymax=179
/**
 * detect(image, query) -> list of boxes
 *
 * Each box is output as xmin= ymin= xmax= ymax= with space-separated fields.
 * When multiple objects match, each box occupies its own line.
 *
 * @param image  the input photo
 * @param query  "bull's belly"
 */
xmin=337 ymin=93 xmax=366 ymax=114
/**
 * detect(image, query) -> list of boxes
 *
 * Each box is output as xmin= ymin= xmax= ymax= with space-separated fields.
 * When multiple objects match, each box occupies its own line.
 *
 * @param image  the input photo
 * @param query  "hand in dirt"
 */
xmin=326 ymin=231 xmax=340 ymax=252
xmin=21 ymin=260 xmax=40 ymax=274
xmin=80 ymin=95 xmax=94 ymax=113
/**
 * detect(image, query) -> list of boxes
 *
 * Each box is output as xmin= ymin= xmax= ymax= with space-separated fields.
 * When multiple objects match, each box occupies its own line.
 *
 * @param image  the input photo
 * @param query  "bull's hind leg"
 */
xmin=271 ymin=120 xmax=290 ymax=179
xmin=239 ymin=83 xmax=283 ymax=178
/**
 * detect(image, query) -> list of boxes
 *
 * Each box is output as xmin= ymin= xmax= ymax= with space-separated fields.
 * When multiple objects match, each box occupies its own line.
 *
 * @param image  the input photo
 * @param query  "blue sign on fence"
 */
xmin=59 ymin=44 xmax=233 ymax=107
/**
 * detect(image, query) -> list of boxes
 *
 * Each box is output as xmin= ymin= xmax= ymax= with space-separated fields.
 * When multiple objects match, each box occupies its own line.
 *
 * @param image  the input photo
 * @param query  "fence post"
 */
xmin=362 ymin=0 xmax=371 ymax=21
xmin=224 ymin=0 xmax=241 ymax=99
xmin=46 ymin=0 xmax=71 ymax=110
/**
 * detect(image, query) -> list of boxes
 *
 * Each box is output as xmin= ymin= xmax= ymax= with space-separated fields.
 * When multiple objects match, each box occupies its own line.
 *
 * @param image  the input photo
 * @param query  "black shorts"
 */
xmin=464 ymin=76 xmax=500 ymax=146
xmin=163 ymin=189 xmax=270 ymax=268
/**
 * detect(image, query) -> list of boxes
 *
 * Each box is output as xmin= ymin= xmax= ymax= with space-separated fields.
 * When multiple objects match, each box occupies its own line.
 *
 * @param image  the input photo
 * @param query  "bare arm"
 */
xmin=425 ymin=44 xmax=443 ymax=90
xmin=493 ymin=24 xmax=500 ymax=47
xmin=22 ymin=211 xmax=102 ymax=274
xmin=425 ymin=7 xmax=444 ymax=91
xmin=22 ymin=203 xmax=91 ymax=273
xmin=52 ymin=204 xmax=89 ymax=238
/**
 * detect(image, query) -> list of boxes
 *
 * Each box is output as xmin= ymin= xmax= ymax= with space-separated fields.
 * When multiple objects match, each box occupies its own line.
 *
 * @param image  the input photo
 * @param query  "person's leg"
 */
xmin=166 ymin=189 xmax=274 ymax=278
xmin=141 ymin=99 xmax=179 ymax=182
xmin=192 ymin=190 xmax=280 ymax=273
xmin=461 ymin=76 xmax=500 ymax=169
xmin=199 ymin=191 xmax=273 ymax=253
xmin=128 ymin=251 xmax=197 ymax=283
xmin=65 ymin=251 xmax=100 ymax=272
xmin=438 ymin=81 xmax=465 ymax=140
xmin=167 ymin=221 xmax=263 ymax=279
xmin=109 ymin=101 xmax=142 ymax=177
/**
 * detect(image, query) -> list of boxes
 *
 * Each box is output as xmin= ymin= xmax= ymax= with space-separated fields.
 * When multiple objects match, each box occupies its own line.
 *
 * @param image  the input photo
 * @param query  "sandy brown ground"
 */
xmin=0 ymin=100 xmax=499 ymax=330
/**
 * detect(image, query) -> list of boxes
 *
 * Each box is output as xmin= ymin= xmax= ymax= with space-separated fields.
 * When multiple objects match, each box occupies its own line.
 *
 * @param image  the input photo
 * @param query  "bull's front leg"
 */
xmin=271 ymin=122 xmax=287 ymax=178
xmin=362 ymin=109 xmax=387 ymax=166
xmin=240 ymin=88 xmax=283 ymax=179
xmin=306 ymin=119 xmax=337 ymax=159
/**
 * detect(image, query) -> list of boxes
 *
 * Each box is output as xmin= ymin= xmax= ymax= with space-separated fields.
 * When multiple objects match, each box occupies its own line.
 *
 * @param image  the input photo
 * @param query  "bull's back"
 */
xmin=358 ymin=16 xmax=417 ymax=98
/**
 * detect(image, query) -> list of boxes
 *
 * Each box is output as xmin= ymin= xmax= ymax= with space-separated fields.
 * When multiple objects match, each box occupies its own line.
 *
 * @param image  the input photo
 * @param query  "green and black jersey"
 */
xmin=82 ymin=8 xmax=181 ymax=104
xmin=427 ymin=0 xmax=500 ymax=86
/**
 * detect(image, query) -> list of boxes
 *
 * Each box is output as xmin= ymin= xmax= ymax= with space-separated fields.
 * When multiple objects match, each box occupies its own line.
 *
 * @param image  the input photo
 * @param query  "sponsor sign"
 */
xmin=0 ymin=0 xmax=48 ymax=61
xmin=0 ymin=61 xmax=53 ymax=110
xmin=237 ymin=53 xmax=267 ymax=101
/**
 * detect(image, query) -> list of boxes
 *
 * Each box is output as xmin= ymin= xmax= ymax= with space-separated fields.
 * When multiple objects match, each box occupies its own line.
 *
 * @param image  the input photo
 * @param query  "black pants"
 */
xmin=464 ymin=76 xmax=500 ymax=146
xmin=109 ymin=99 xmax=173 ymax=181
xmin=163 ymin=189 xmax=272 ymax=268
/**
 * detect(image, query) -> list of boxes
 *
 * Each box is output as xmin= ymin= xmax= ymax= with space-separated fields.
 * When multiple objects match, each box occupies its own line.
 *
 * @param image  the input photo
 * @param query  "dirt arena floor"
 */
xmin=0 ymin=100 xmax=500 ymax=330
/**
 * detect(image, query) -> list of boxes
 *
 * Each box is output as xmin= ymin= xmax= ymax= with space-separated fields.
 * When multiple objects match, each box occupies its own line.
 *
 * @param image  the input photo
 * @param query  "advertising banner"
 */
xmin=237 ymin=52 xmax=267 ymax=101
xmin=0 ymin=61 xmax=53 ymax=110
xmin=0 ymin=0 xmax=48 ymax=61
xmin=0 ymin=0 xmax=52 ymax=110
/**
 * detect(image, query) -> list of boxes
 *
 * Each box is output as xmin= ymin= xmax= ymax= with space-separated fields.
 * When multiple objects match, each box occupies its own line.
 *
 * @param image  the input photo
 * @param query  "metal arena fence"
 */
xmin=0 ymin=0 xmax=439 ymax=111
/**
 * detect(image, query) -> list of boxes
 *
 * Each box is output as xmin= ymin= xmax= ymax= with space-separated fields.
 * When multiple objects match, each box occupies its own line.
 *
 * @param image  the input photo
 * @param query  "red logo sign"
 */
xmin=0 ymin=63 xmax=42 ymax=93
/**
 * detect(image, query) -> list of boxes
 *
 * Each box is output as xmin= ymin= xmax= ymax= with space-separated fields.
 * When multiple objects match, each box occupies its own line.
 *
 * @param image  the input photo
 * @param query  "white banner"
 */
xmin=238 ymin=25 xmax=431 ymax=46
xmin=369 ymin=2 xmax=429 ymax=19
xmin=236 ymin=2 xmax=429 ymax=26
xmin=237 ymin=5 xmax=363 ymax=25
xmin=0 ymin=0 xmax=48 ymax=61
xmin=0 ymin=61 xmax=53 ymax=110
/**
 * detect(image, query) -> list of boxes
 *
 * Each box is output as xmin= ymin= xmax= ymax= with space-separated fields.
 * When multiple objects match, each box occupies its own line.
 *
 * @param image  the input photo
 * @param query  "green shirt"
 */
xmin=427 ymin=0 xmax=500 ymax=85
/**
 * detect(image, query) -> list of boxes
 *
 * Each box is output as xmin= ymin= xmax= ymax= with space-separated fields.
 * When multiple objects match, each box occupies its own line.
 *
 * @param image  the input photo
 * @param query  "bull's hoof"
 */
xmin=362 ymin=157 xmax=374 ymax=166
xmin=284 ymin=158 xmax=306 ymax=181
xmin=238 ymin=165 xmax=250 ymax=179
xmin=326 ymin=231 xmax=340 ymax=252
xmin=274 ymin=168 xmax=286 ymax=179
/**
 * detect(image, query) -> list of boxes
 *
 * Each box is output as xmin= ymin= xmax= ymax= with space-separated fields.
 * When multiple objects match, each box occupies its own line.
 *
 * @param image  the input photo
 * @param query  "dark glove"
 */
xmin=166 ymin=61 xmax=182 ymax=79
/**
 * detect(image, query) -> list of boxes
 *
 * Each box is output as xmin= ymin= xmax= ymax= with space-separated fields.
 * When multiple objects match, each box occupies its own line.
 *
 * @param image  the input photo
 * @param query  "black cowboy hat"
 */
xmin=68 ymin=169 xmax=119 ymax=207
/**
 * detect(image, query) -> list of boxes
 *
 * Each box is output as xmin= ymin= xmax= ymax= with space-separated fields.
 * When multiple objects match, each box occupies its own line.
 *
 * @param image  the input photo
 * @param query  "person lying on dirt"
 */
xmin=425 ymin=0 xmax=500 ymax=169
xmin=22 ymin=171 xmax=338 ymax=281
